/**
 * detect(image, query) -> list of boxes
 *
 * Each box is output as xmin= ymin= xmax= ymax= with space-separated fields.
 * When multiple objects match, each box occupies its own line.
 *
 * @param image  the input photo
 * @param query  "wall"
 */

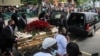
xmin=0 ymin=0 xmax=21 ymax=6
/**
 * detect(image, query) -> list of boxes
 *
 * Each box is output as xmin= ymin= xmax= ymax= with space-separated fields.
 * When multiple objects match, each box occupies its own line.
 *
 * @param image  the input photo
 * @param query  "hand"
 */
xmin=1 ymin=51 xmax=14 ymax=56
xmin=66 ymin=35 xmax=70 ymax=43
xmin=15 ymin=38 xmax=20 ymax=41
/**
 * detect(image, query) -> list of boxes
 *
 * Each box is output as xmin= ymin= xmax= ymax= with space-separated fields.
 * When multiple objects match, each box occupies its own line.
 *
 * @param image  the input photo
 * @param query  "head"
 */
xmin=15 ymin=10 xmax=18 ymax=14
xmin=70 ymin=6 xmax=74 ymax=11
xmin=8 ymin=20 xmax=15 ymax=26
xmin=58 ymin=26 xmax=67 ymax=35
xmin=67 ymin=42 xmax=82 ymax=56
xmin=21 ymin=13 xmax=26 ymax=18
xmin=42 ymin=37 xmax=57 ymax=50
xmin=66 ymin=6 xmax=70 ymax=13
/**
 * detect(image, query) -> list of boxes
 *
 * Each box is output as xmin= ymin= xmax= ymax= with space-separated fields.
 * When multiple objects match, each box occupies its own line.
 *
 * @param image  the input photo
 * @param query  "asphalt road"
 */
xmin=71 ymin=29 xmax=100 ymax=56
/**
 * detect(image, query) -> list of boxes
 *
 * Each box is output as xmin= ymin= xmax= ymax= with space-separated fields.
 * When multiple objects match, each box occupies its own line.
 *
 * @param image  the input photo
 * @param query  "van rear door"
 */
xmin=94 ymin=15 xmax=100 ymax=29
xmin=48 ymin=11 xmax=67 ymax=26
xmin=67 ymin=13 xmax=85 ymax=35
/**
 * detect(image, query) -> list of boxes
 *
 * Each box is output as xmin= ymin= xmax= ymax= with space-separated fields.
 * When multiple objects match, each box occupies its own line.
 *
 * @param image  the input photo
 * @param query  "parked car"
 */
xmin=48 ymin=11 xmax=67 ymax=26
xmin=67 ymin=12 xmax=100 ymax=36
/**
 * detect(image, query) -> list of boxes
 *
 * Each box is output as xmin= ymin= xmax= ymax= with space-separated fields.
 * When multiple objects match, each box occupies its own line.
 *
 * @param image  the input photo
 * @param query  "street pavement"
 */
xmin=71 ymin=29 xmax=100 ymax=56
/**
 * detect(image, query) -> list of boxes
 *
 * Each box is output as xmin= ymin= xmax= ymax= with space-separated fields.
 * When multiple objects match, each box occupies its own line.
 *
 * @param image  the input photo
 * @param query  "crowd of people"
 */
xmin=33 ymin=26 xmax=82 ymax=56
xmin=0 ymin=1 xmax=100 ymax=56
xmin=0 ymin=7 xmax=28 ymax=56
xmin=30 ymin=4 xmax=100 ymax=56
xmin=0 ymin=4 xmax=83 ymax=56
xmin=33 ymin=1 xmax=100 ymax=56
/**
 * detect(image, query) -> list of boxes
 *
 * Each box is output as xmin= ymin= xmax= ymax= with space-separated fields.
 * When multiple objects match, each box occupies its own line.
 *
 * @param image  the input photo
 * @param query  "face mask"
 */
xmin=51 ymin=50 xmax=57 ymax=56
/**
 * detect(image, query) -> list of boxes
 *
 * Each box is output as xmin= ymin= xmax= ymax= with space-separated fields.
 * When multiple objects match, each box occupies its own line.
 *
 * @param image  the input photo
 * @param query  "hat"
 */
xmin=42 ymin=37 xmax=56 ymax=49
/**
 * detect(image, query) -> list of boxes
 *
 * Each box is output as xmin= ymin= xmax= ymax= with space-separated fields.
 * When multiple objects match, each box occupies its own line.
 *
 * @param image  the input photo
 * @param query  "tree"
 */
xmin=92 ymin=0 xmax=96 ymax=8
xmin=76 ymin=0 xmax=89 ymax=6
xmin=62 ymin=0 xmax=66 ymax=2
xmin=21 ymin=0 xmax=38 ymax=5
xmin=67 ymin=0 xmax=72 ymax=2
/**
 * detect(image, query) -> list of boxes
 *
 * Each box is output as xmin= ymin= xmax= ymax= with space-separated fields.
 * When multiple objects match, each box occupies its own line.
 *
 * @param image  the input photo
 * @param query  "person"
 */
xmin=11 ymin=10 xmax=19 ymax=30
xmin=0 ymin=7 xmax=5 ymax=34
xmin=38 ymin=11 xmax=46 ymax=20
xmin=64 ymin=6 xmax=71 ymax=19
xmin=59 ymin=15 xmax=68 ymax=29
xmin=0 ymin=7 xmax=5 ymax=53
xmin=18 ymin=13 xmax=27 ymax=31
xmin=54 ymin=26 xmax=68 ymax=56
xmin=1 ymin=20 xmax=19 ymax=53
xmin=33 ymin=37 xmax=59 ymax=56
xmin=66 ymin=42 xmax=82 ymax=56
xmin=1 ymin=49 xmax=14 ymax=56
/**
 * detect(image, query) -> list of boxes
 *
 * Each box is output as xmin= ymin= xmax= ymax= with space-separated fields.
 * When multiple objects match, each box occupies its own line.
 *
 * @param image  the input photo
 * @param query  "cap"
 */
xmin=42 ymin=37 xmax=56 ymax=49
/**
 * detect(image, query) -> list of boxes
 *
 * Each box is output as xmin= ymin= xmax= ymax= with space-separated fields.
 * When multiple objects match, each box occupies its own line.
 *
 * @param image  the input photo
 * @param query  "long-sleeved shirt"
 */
xmin=33 ymin=52 xmax=52 ymax=56
xmin=55 ymin=34 xmax=68 ymax=56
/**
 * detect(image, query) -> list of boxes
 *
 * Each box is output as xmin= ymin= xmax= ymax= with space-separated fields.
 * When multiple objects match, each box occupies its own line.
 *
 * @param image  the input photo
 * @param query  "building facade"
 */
xmin=53 ymin=0 xmax=76 ymax=6
xmin=0 ymin=0 xmax=21 ymax=6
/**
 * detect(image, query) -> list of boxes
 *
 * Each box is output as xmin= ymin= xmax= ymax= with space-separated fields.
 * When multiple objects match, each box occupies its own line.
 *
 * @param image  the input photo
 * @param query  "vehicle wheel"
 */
xmin=90 ymin=29 xmax=95 ymax=36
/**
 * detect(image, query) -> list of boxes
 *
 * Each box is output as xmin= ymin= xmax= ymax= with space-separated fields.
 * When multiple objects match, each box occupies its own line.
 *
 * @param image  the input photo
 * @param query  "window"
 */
xmin=94 ymin=15 xmax=99 ymax=22
xmin=55 ymin=14 xmax=61 ymax=19
xmin=51 ymin=12 xmax=66 ymax=19
xmin=68 ymin=13 xmax=84 ymax=25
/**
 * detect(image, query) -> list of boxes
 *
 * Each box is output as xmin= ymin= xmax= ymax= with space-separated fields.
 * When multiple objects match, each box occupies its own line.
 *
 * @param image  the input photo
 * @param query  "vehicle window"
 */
xmin=68 ymin=13 xmax=84 ymax=26
xmin=51 ymin=12 xmax=67 ymax=19
xmin=94 ymin=15 xmax=100 ymax=22
xmin=55 ymin=14 xmax=62 ymax=19
xmin=88 ymin=16 xmax=95 ymax=23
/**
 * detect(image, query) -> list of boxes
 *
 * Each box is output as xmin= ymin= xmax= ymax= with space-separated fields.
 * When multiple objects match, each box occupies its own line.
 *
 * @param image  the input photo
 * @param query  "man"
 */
xmin=59 ymin=15 xmax=68 ymax=29
xmin=11 ymin=10 xmax=19 ymax=30
xmin=38 ymin=11 xmax=46 ymax=20
xmin=18 ymin=13 xmax=27 ymax=31
xmin=55 ymin=27 xmax=68 ymax=56
xmin=1 ymin=20 xmax=19 ymax=53
xmin=66 ymin=42 xmax=82 ymax=56
xmin=33 ymin=37 xmax=59 ymax=56
xmin=0 ymin=7 xmax=5 ymax=34
xmin=0 ymin=7 xmax=5 ymax=50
